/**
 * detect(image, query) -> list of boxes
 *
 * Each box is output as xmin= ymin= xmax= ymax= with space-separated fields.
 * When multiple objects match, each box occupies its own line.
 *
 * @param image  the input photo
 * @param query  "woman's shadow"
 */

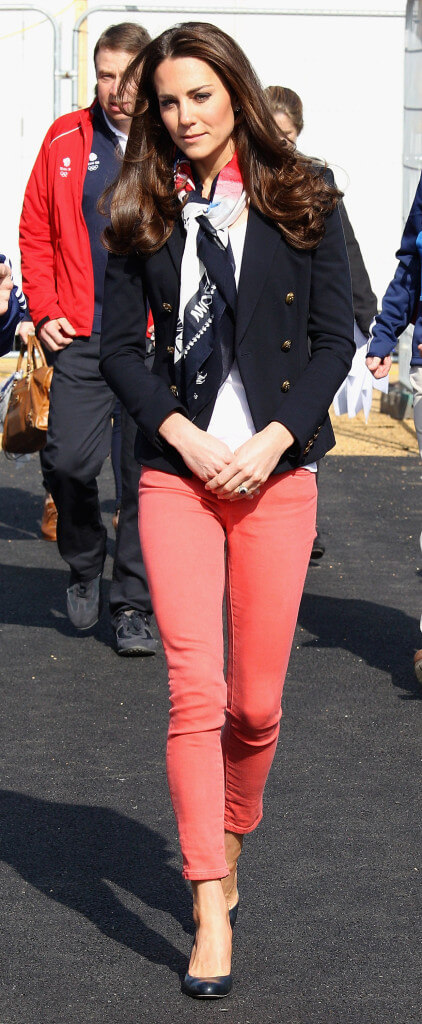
xmin=0 ymin=790 xmax=193 ymax=976
xmin=299 ymin=592 xmax=422 ymax=699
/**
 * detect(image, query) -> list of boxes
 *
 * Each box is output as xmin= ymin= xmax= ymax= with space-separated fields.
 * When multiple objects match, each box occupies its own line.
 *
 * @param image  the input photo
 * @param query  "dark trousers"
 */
xmin=111 ymin=400 xmax=122 ymax=508
xmin=41 ymin=334 xmax=151 ymax=620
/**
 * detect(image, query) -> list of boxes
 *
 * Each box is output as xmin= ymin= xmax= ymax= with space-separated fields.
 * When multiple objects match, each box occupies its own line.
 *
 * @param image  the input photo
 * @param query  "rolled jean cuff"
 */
xmin=224 ymin=811 xmax=263 ymax=835
xmin=182 ymin=865 xmax=230 ymax=881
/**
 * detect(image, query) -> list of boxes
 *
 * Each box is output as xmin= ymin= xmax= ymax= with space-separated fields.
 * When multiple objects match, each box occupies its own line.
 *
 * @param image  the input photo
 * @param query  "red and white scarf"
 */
xmin=172 ymin=151 xmax=247 ymax=416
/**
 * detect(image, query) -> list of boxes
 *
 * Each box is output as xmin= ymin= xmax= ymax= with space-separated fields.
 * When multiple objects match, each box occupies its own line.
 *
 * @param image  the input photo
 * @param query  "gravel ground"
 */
xmin=330 ymin=389 xmax=418 ymax=458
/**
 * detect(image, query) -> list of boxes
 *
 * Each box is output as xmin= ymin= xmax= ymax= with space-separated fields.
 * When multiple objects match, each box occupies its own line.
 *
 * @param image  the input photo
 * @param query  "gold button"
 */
xmin=167 ymin=345 xmax=175 ymax=354
xmin=281 ymin=339 xmax=292 ymax=352
xmin=280 ymin=380 xmax=290 ymax=392
xmin=169 ymin=384 xmax=178 ymax=396
xmin=162 ymin=301 xmax=172 ymax=312
xmin=285 ymin=292 xmax=294 ymax=305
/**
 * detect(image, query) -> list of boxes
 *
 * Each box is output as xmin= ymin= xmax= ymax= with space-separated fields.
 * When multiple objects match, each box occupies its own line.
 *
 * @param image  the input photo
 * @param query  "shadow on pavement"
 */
xmin=0 ymin=564 xmax=114 ymax=642
xmin=0 ymin=790 xmax=191 ymax=977
xmin=299 ymin=592 xmax=422 ymax=700
xmin=0 ymin=486 xmax=42 ymax=540
xmin=0 ymin=486 xmax=116 ymax=553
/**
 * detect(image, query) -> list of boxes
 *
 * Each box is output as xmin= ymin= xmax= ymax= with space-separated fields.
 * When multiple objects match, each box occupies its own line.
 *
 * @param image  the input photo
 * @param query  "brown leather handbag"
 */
xmin=2 ymin=334 xmax=53 ymax=454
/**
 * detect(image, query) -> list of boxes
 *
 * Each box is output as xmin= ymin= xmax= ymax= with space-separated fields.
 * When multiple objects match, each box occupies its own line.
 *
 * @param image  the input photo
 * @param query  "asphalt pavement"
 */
xmin=0 ymin=453 xmax=421 ymax=1024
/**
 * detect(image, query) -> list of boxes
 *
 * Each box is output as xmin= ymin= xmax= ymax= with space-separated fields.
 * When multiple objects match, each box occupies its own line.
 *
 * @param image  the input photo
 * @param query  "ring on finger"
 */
xmin=237 ymin=484 xmax=250 ymax=495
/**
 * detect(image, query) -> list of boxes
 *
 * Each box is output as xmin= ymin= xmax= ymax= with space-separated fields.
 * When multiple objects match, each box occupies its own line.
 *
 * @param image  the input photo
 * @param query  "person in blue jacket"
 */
xmin=366 ymin=176 xmax=422 ymax=456
xmin=0 ymin=255 xmax=29 ymax=355
xmin=366 ymin=178 xmax=422 ymax=683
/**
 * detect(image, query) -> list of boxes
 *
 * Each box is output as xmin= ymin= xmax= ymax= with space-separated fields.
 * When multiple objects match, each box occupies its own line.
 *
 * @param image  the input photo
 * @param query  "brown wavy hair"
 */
xmin=103 ymin=22 xmax=341 ymax=255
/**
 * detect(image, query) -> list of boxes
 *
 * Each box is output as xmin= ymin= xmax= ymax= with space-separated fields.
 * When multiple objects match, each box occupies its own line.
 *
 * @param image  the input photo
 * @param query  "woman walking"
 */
xmin=100 ymin=23 xmax=355 ymax=999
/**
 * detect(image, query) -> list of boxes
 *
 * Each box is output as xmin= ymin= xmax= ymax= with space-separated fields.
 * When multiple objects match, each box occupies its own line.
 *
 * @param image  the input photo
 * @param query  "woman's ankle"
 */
xmin=224 ymin=829 xmax=243 ymax=871
xmin=222 ymin=831 xmax=243 ymax=908
xmin=189 ymin=880 xmax=232 ymax=977
xmin=191 ymin=879 xmax=229 ymax=925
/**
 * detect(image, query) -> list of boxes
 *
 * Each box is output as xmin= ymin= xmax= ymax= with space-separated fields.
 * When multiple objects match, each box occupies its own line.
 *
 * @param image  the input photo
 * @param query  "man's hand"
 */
xmin=366 ymin=354 xmax=392 ymax=379
xmin=39 ymin=317 xmax=76 ymax=352
xmin=0 ymin=263 xmax=13 ymax=316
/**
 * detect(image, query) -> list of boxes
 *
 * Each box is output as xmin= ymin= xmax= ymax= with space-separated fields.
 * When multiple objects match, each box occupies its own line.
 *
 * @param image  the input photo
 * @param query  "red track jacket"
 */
xmin=19 ymin=104 xmax=97 ymax=336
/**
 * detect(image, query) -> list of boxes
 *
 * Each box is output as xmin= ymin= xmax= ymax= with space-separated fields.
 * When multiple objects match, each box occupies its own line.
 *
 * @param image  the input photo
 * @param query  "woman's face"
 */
xmin=154 ymin=56 xmax=236 ymax=176
xmin=273 ymin=111 xmax=298 ymax=144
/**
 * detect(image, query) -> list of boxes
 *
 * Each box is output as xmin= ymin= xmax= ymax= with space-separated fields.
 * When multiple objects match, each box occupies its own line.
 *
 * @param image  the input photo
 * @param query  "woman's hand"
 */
xmin=159 ymin=412 xmax=234 ymax=482
xmin=365 ymin=354 xmax=392 ymax=378
xmin=205 ymin=421 xmax=295 ymax=500
xmin=16 ymin=320 xmax=35 ymax=344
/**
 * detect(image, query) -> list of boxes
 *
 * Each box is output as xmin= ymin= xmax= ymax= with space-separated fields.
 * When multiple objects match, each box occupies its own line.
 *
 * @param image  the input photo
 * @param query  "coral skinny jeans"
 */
xmin=139 ymin=467 xmax=317 ymax=880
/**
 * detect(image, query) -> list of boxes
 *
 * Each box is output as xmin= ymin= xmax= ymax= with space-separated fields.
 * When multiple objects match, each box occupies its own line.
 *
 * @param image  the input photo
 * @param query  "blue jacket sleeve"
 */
xmin=368 ymin=174 xmax=422 ymax=359
xmin=0 ymin=254 xmax=29 ymax=355
xmin=0 ymin=288 xmax=21 ymax=356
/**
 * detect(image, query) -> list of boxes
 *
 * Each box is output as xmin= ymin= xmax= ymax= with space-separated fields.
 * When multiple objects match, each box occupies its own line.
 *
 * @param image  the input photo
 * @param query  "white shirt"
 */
xmin=207 ymin=217 xmax=317 ymax=472
xmin=207 ymin=220 xmax=254 ymax=449
xmin=103 ymin=112 xmax=128 ymax=154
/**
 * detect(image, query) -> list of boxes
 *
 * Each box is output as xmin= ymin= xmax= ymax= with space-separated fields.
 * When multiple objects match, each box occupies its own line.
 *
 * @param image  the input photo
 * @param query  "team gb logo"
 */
xmin=88 ymin=152 xmax=100 ymax=172
xmin=60 ymin=156 xmax=71 ymax=178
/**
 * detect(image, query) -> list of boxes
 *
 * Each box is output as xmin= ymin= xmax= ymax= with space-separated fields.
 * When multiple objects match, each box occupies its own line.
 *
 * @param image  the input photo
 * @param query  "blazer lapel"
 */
xmin=166 ymin=216 xmax=185 ymax=277
xmin=163 ymin=208 xmax=282 ymax=342
xmin=236 ymin=207 xmax=282 ymax=345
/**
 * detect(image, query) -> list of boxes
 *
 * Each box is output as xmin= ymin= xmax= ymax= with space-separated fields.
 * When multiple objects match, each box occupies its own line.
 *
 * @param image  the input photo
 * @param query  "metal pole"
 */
xmin=72 ymin=3 xmax=405 ymax=110
xmin=0 ymin=5 xmax=60 ymax=117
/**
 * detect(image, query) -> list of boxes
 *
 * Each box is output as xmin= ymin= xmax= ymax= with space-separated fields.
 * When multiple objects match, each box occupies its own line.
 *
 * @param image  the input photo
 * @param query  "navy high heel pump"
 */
xmin=181 ymin=972 xmax=232 ymax=998
xmin=182 ymin=893 xmax=239 ymax=998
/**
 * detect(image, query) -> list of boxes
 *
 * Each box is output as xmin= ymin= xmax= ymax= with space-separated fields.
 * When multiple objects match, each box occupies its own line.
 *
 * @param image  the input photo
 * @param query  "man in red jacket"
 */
xmin=20 ymin=22 xmax=157 ymax=655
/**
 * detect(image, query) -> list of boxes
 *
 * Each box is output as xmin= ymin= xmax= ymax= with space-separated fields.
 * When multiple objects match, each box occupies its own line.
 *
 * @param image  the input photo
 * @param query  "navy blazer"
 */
xmin=100 ymin=203 xmax=355 ymax=476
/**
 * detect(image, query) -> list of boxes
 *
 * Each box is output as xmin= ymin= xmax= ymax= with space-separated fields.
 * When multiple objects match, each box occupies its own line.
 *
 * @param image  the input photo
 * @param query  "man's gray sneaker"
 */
xmin=66 ymin=573 xmax=102 ymax=630
xmin=114 ymin=610 xmax=157 ymax=656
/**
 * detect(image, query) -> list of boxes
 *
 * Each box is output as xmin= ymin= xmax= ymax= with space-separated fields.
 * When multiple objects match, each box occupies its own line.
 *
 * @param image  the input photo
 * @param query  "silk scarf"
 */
xmin=174 ymin=150 xmax=246 ymax=416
